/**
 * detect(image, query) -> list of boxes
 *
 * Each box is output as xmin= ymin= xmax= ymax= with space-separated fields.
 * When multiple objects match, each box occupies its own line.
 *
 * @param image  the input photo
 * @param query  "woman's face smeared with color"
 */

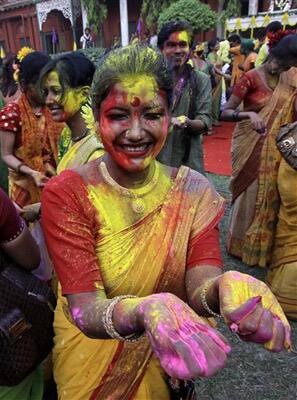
xmin=98 ymin=75 xmax=170 ymax=172
xmin=44 ymin=70 xmax=87 ymax=122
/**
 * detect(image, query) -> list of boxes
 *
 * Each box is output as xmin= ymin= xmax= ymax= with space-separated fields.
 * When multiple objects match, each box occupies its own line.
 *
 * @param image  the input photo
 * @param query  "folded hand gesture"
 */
xmin=219 ymin=271 xmax=291 ymax=352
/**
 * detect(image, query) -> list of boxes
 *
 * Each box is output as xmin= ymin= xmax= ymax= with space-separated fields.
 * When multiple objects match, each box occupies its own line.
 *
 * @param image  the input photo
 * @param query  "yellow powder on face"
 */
xmin=119 ymin=75 xmax=159 ymax=104
xmin=46 ymin=70 xmax=61 ymax=91
xmin=62 ymin=88 xmax=85 ymax=116
xmin=178 ymin=31 xmax=190 ymax=44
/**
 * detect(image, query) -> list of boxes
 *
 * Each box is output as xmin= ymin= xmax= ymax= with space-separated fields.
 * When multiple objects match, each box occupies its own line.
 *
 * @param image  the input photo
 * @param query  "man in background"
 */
xmin=157 ymin=21 xmax=212 ymax=173
xmin=80 ymin=28 xmax=93 ymax=49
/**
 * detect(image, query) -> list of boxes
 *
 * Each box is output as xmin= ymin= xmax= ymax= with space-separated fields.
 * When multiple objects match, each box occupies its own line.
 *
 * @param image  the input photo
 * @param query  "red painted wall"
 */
xmin=0 ymin=4 xmax=42 ymax=54
xmin=102 ymin=0 xmax=142 ymax=47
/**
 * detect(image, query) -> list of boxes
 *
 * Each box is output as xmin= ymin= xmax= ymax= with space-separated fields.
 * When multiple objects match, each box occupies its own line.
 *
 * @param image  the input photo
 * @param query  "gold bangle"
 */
xmin=200 ymin=278 xmax=222 ymax=318
xmin=102 ymin=295 xmax=145 ymax=342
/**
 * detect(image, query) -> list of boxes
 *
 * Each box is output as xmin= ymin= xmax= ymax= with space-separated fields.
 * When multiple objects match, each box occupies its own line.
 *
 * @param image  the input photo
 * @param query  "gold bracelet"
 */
xmin=102 ymin=295 xmax=145 ymax=342
xmin=200 ymin=278 xmax=222 ymax=318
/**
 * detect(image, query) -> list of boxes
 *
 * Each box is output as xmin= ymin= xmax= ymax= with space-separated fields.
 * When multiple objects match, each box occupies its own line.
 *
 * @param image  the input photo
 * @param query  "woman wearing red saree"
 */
xmin=0 ymin=52 xmax=63 ymax=209
xmin=42 ymin=46 xmax=290 ymax=400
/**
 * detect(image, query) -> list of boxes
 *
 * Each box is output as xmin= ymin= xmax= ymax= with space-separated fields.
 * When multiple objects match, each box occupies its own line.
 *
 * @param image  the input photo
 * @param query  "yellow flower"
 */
xmin=17 ymin=47 xmax=35 ymax=62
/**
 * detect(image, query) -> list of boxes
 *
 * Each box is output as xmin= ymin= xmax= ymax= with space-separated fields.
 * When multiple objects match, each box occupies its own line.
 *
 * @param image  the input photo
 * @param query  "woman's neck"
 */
xmin=67 ymin=112 xmax=88 ymax=141
xmin=103 ymin=154 xmax=155 ymax=189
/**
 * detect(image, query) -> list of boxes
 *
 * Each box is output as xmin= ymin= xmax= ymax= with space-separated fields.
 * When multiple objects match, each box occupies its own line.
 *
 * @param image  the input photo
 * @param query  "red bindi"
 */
xmin=130 ymin=97 xmax=141 ymax=107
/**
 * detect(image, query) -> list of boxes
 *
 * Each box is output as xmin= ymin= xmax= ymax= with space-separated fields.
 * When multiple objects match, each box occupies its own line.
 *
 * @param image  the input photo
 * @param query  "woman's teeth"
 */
xmin=122 ymin=144 xmax=148 ymax=152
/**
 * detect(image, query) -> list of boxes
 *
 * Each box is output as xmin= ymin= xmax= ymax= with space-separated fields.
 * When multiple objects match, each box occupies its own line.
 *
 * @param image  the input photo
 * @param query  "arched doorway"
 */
xmin=41 ymin=9 xmax=73 ymax=54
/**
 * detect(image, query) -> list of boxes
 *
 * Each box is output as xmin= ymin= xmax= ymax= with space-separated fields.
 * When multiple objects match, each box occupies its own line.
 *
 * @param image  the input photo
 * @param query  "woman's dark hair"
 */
xmin=39 ymin=52 xmax=95 ymax=97
xmin=240 ymin=39 xmax=255 ymax=55
xmin=208 ymin=38 xmax=219 ymax=52
xmin=92 ymin=45 xmax=173 ymax=110
xmin=228 ymin=34 xmax=241 ymax=45
xmin=265 ymin=21 xmax=282 ymax=34
xmin=0 ymin=53 xmax=18 ymax=97
xmin=157 ymin=21 xmax=193 ymax=49
xmin=270 ymin=34 xmax=297 ymax=67
xmin=19 ymin=52 xmax=50 ymax=88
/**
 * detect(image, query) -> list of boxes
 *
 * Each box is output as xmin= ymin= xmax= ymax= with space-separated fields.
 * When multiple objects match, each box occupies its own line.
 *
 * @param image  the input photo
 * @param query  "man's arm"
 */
xmin=187 ymin=70 xmax=212 ymax=134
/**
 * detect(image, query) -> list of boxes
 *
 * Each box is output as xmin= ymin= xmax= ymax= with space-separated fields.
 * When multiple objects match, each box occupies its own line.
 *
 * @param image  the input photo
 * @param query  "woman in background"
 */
xmin=40 ymin=52 xmax=104 ymax=173
xmin=221 ymin=34 xmax=297 ymax=268
xmin=0 ymin=51 xmax=63 ymax=211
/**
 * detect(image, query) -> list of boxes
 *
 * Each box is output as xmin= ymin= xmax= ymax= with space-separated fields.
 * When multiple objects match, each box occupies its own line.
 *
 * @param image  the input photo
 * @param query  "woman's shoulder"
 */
xmin=0 ymin=101 xmax=21 ymax=132
xmin=44 ymin=169 xmax=86 ymax=198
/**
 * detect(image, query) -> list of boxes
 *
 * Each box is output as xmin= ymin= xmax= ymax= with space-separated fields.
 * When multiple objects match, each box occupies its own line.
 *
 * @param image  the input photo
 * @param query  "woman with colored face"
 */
xmin=42 ymin=46 xmax=291 ymax=400
xmin=40 ymin=52 xmax=104 ymax=174
xmin=221 ymin=34 xmax=297 ymax=273
xmin=0 ymin=51 xmax=63 ymax=216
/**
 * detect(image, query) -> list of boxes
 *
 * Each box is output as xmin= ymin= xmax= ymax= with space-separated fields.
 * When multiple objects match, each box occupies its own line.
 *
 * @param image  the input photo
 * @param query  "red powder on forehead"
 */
xmin=130 ymin=97 xmax=141 ymax=107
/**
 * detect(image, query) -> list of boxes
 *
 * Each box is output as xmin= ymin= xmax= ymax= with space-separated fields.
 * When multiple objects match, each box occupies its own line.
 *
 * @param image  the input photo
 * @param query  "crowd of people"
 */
xmin=0 ymin=18 xmax=296 ymax=400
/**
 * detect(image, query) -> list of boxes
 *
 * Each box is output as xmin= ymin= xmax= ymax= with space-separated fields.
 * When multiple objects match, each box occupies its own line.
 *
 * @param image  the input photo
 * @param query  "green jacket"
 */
xmin=157 ymin=66 xmax=212 ymax=173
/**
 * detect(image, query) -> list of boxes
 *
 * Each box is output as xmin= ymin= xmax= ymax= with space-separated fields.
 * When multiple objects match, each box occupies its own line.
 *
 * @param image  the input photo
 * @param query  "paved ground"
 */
xmin=193 ymin=174 xmax=297 ymax=400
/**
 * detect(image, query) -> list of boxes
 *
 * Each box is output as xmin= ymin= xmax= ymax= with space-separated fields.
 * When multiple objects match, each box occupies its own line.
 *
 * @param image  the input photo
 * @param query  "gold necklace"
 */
xmin=99 ymin=161 xmax=160 ymax=214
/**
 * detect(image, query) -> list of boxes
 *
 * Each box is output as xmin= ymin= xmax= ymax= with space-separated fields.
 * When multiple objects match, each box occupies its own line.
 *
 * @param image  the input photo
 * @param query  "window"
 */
xmin=19 ymin=37 xmax=31 ymax=47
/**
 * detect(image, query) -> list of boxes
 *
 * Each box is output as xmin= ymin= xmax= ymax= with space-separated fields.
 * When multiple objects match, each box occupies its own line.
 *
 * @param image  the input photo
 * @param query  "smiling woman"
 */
xmin=39 ymin=52 xmax=104 ymax=173
xmin=41 ymin=45 xmax=291 ymax=400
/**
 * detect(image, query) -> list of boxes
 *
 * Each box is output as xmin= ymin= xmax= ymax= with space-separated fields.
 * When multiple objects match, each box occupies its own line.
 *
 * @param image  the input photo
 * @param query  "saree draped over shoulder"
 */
xmin=57 ymin=128 xmax=104 ymax=174
xmin=228 ymin=68 xmax=297 ymax=267
xmin=46 ymin=163 xmax=224 ymax=400
xmin=8 ymin=95 xmax=62 ymax=206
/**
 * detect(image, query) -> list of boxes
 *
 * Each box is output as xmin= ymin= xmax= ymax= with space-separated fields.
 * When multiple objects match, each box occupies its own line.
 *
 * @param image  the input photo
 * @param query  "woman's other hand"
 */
xmin=248 ymin=112 xmax=267 ymax=135
xmin=136 ymin=293 xmax=230 ymax=380
xmin=31 ymin=171 xmax=50 ymax=188
xmin=21 ymin=202 xmax=41 ymax=222
xmin=219 ymin=271 xmax=291 ymax=352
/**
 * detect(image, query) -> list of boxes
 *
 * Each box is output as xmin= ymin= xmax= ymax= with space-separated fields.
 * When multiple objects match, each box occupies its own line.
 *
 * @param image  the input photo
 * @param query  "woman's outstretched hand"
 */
xmin=136 ymin=293 xmax=231 ymax=380
xmin=218 ymin=271 xmax=291 ymax=352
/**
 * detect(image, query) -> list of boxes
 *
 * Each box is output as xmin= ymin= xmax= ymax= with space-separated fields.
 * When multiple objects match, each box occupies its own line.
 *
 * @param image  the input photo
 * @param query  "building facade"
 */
xmin=0 ymin=0 xmax=143 ymax=54
xmin=226 ymin=0 xmax=297 ymax=38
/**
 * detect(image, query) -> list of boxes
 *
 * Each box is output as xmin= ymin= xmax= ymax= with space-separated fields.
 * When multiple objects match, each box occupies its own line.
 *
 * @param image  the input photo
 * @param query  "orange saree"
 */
xmin=42 ymin=160 xmax=224 ymax=400
xmin=3 ymin=95 xmax=63 ymax=206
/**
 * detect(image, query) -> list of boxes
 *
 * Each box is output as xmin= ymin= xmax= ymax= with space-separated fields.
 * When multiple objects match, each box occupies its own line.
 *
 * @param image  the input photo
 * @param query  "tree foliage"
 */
xmin=222 ymin=0 xmax=241 ymax=19
xmin=81 ymin=0 xmax=108 ymax=33
xmin=141 ymin=0 xmax=175 ymax=30
xmin=158 ymin=0 xmax=218 ymax=32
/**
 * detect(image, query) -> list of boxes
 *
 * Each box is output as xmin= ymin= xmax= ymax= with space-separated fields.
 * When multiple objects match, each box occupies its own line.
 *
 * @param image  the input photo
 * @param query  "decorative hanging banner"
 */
xmin=226 ymin=11 xmax=297 ymax=32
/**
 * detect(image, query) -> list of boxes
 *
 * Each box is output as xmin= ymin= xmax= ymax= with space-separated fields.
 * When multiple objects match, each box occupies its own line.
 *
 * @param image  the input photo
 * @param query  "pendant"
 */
xmin=131 ymin=198 xmax=146 ymax=214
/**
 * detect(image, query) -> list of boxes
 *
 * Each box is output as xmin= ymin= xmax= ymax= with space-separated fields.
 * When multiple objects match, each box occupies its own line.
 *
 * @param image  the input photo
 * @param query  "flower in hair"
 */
xmin=17 ymin=47 xmax=35 ymax=62
xmin=267 ymin=29 xmax=295 ymax=50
